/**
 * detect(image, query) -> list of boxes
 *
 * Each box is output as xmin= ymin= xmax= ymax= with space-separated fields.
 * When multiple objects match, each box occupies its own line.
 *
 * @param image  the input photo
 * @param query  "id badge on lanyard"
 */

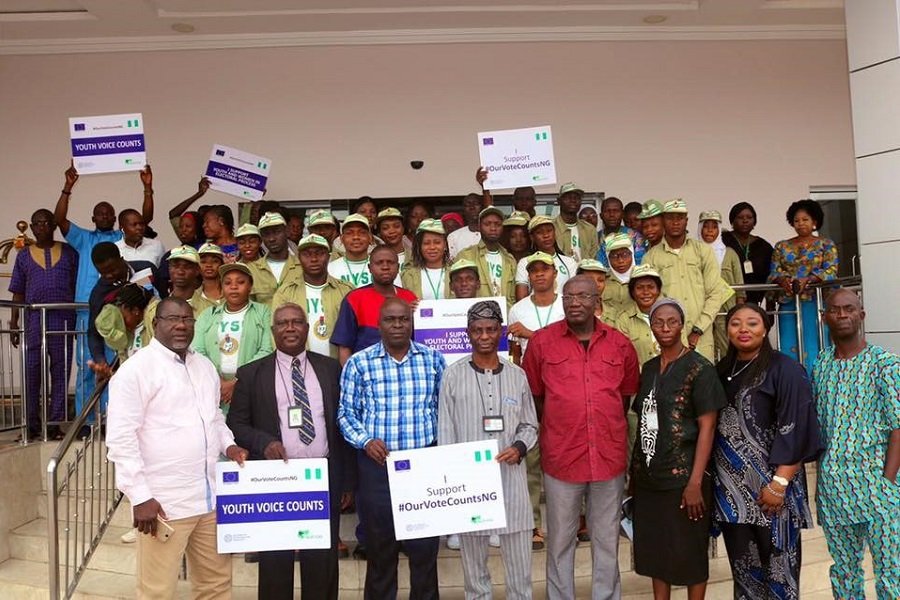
xmin=482 ymin=415 xmax=505 ymax=433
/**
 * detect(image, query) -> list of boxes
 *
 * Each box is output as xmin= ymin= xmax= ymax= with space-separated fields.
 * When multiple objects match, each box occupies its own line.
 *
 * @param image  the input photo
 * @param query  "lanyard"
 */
xmin=423 ymin=268 xmax=445 ymax=299
xmin=472 ymin=363 xmax=503 ymax=416
xmin=343 ymin=257 xmax=366 ymax=285
xmin=532 ymin=296 xmax=556 ymax=329
xmin=554 ymin=253 xmax=569 ymax=277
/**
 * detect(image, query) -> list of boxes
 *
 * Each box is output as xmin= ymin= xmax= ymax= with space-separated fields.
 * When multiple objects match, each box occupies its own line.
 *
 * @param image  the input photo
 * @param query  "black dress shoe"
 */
xmin=244 ymin=552 xmax=259 ymax=563
xmin=352 ymin=545 xmax=367 ymax=560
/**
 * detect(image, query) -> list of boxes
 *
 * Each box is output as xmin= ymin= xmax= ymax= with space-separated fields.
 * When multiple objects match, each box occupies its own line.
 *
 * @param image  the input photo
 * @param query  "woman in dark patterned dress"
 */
xmin=631 ymin=298 xmax=727 ymax=600
xmin=712 ymin=303 xmax=823 ymax=599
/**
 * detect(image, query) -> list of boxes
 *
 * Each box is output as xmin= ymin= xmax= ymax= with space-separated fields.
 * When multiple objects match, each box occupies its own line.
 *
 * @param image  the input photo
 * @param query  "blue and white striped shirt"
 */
xmin=338 ymin=341 xmax=446 ymax=451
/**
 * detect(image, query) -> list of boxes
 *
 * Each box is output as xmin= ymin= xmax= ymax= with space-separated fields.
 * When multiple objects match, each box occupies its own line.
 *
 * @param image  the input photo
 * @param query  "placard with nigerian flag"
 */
xmin=477 ymin=125 xmax=556 ymax=190
xmin=69 ymin=113 xmax=147 ymax=174
xmin=386 ymin=440 xmax=506 ymax=540
xmin=205 ymin=144 xmax=271 ymax=200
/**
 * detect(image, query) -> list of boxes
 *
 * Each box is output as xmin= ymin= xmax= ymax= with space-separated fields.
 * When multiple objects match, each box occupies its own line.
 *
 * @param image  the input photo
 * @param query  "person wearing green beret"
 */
xmin=601 ymin=233 xmax=637 ymax=324
xmin=639 ymin=200 xmax=665 ymax=249
xmin=502 ymin=211 xmax=532 ymax=264
xmin=272 ymin=234 xmax=352 ymax=360
xmin=515 ymin=215 xmax=578 ymax=302
xmin=192 ymin=262 xmax=274 ymax=412
xmin=642 ymin=199 xmax=728 ymax=362
xmin=448 ymin=259 xmax=481 ymax=299
xmin=697 ymin=210 xmax=745 ymax=360
xmin=376 ymin=207 xmax=411 ymax=266
xmin=400 ymin=218 xmax=453 ymax=299
xmin=235 ymin=223 xmax=263 ymax=264
xmin=194 ymin=243 xmax=225 ymax=316
xmin=553 ymin=182 xmax=599 ymax=262
xmin=246 ymin=212 xmax=303 ymax=306
xmin=576 ymin=259 xmax=611 ymax=323
xmin=455 ymin=207 xmax=517 ymax=308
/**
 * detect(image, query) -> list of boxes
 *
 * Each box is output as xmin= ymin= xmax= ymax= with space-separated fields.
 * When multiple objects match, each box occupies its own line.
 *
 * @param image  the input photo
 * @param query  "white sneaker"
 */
xmin=120 ymin=529 xmax=137 ymax=544
xmin=446 ymin=534 xmax=461 ymax=550
xmin=488 ymin=534 xmax=500 ymax=548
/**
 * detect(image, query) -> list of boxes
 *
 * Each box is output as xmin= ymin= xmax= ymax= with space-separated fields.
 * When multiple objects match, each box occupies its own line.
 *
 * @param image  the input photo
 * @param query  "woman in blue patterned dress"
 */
xmin=712 ymin=303 xmax=823 ymax=599
xmin=768 ymin=199 xmax=839 ymax=372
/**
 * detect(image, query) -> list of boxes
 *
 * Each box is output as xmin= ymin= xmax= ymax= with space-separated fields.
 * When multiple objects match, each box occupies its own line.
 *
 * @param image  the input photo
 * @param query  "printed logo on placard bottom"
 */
xmin=225 ymin=534 xmax=233 ymax=542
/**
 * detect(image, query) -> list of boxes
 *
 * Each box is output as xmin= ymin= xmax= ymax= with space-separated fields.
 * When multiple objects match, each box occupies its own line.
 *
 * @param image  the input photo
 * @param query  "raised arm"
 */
xmin=139 ymin=165 xmax=154 ymax=224
xmin=168 ymin=177 xmax=210 ymax=221
xmin=54 ymin=163 xmax=79 ymax=236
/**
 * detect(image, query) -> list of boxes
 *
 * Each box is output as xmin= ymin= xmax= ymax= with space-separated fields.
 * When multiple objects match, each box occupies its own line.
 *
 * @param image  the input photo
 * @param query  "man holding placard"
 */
xmin=54 ymin=162 xmax=155 ymax=418
xmin=438 ymin=300 xmax=538 ymax=599
xmin=227 ymin=302 xmax=354 ymax=600
xmin=338 ymin=297 xmax=446 ymax=600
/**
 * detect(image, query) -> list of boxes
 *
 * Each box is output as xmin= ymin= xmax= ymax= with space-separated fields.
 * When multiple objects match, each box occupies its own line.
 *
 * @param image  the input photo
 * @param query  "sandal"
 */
xmin=532 ymin=528 xmax=545 ymax=550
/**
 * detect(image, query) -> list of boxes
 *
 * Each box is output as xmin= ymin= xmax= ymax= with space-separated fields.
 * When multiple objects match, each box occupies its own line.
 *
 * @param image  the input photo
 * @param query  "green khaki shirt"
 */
xmin=455 ymin=241 xmax=517 ymax=309
xmin=271 ymin=276 xmax=353 ymax=359
xmin=246 ymin=255 xmax=304 ymax=306
xmin=553 ymin=215 xmax=599 ymax=262
xmin=601 ymin=277 xmax=632 ymax=325
xmin=400 ymin=265 xmax=452 ymax=299
xmin=643 ymin=238 xmax=727 ymax=362
xmin=191 ymin=301 xmax=274 ymax=375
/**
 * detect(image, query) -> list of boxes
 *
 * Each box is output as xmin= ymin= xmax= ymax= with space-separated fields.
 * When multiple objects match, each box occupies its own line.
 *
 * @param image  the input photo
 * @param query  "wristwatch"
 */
xmin=691 ymin=326 xmax=704 ymax=337
xmin=772 ymin=475 xmax=790 ymax=487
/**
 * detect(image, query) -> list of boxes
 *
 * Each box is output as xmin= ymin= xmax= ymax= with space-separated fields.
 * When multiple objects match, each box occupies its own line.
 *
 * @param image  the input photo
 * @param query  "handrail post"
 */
xmin=795 ymin=294 xmax=804 ymax=367
xmin=40 ymin=307 xmax=48 ymax=442
xmin=47 ymin=457 xmax=60 ymax=600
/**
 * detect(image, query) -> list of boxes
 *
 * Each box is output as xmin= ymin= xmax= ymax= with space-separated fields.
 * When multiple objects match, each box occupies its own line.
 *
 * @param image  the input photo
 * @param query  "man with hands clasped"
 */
xmin=227 ymin=303 xmax=355 ymax=600
xmin=106 ymin=297 xmax=249 ymax=599
xmin=439 ymin=300 xmax=539 ymax=599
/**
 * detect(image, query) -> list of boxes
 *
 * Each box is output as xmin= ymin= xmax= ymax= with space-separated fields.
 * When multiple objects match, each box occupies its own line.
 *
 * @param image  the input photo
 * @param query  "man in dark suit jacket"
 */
xmin=228 ymin=302 xmax=356 ymax=600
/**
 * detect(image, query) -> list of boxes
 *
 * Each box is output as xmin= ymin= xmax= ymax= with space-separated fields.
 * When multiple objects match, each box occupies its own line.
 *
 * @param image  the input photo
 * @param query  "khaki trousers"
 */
xmin=136 ymin=510 xmax=232 ymax=599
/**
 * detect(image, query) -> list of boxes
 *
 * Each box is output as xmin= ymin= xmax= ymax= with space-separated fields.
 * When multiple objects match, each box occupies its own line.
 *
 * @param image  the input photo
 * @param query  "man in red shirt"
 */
xmin=522 ymin=275 xmax=640 ymax=600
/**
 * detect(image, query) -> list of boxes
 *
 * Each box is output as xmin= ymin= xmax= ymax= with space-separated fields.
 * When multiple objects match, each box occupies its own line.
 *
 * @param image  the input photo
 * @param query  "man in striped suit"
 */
xmin=438 ymin=300 xmax=539 ymax=599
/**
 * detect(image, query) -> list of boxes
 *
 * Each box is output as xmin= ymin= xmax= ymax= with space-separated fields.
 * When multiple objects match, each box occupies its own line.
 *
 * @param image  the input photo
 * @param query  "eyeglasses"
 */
xmin=156 ymin=315 xmax=196 ymax=325
xmin=650 ymin=318 xmax=682 ymax=329
xmin=561 ymin=293 xmax=598 ymax=304
xmin=273 ymin=318 xmax=307 ymax=329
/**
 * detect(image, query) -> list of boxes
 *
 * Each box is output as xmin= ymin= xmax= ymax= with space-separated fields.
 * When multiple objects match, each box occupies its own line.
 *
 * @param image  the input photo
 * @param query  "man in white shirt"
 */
xmin=447 ymin=193 xmax=484 ymax=259
xmin=115 ymin=209 xmax=165 ymax=266
xmin=106 ymin=297 xmax=249 ymax=599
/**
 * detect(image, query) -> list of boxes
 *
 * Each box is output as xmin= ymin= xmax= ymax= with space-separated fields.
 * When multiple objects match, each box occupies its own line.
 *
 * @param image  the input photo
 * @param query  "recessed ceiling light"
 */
xmin=643 ymin=15 xmax=667 ymax=24
xmin=171 ymin=23 xmax=195 ymax=33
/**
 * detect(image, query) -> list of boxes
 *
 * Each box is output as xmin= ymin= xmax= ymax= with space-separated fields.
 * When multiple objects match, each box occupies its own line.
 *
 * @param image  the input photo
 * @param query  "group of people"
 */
xmin=7 ymin=163 xmax=897 ymax=600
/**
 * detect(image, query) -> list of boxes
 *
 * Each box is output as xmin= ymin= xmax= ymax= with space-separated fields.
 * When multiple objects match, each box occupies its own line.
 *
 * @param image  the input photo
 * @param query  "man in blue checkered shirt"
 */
xmin=338 ymin=297 xmax=446 ymax=600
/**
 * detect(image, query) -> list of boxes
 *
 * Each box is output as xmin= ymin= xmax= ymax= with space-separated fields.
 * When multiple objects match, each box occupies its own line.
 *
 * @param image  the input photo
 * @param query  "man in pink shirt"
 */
xmin=107 ymin=297 xmax=249 ymax=598
xmin=228 ymin=303 xmax=355 ymax=600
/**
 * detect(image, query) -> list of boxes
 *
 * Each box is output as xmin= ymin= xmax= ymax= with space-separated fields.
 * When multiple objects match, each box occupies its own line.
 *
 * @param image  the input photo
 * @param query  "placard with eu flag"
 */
xmin=69 ymin=113 xmax=147 ymax=174
xmin=215 ymin=458 xmax=330 ymax=553
xmin=477 ymin=125 xmax=556 ymax=191
xmin=386 ymin=440 xmax=506 ymax=540
xmin=414 ymin=297 xmax=509 ymax=365
xmin=205 ymin=144 xmax=271 ymax=201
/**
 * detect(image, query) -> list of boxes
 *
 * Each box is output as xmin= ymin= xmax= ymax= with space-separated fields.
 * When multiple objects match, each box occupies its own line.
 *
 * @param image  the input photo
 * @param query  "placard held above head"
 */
xmin=477 ymin=125 xmax=557 ymax=191
xmin=205 ymin=144 xmax=272 ymax=201
xmin=69 ymin=113 xmax=147 ymax=175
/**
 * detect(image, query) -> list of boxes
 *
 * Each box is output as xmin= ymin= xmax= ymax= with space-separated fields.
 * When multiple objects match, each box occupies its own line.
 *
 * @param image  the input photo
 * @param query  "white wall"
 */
xmin=0 ymin=39 xmax=854 ymax=254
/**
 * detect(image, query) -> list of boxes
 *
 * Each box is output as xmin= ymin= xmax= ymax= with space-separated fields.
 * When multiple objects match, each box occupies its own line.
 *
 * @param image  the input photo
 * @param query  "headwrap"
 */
xmin=467 ymin=300 xmax=503 ymax=325
xmin=441 ymin=212 xmax=464 ymax=227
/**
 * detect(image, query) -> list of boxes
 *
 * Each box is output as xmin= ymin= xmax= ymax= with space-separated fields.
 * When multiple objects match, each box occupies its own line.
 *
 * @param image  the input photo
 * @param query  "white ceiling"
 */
xmin=0 ymin=0 xmax=846 ymax=54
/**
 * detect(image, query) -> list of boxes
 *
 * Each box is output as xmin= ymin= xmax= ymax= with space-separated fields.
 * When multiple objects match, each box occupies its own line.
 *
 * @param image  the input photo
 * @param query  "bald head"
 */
xmin=379 ymin=297 xmax=412 ymax=352
xmin=824 ymin=287 xmax=864 ymax=344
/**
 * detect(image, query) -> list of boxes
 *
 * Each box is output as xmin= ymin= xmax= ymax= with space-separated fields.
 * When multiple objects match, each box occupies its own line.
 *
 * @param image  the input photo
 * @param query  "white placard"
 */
xmin=387 ymin=440 xmax=506 ymax=540
xmin=413 ymin=297 xmax=509 ymax=365
xmin=477 ymin=125 xmax=557 ymax=191
xmin=69 ymin=113 xmax=146 ymax=174
xmin=216 ymin=459 xmax=330 ymax=553
xmin=205 ymin=144 xmax=271 ymax=201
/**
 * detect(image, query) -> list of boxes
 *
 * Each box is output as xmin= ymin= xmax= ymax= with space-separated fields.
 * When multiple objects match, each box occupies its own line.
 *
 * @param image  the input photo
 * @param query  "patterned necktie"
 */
xmin=292 ymin=358 xmax=315 ymax=445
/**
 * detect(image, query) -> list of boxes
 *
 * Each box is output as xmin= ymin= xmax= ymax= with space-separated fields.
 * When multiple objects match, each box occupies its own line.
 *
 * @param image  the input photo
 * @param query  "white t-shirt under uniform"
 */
xmin=507 ymin=294 xmax=565 ymax=354
xmin=447 ymin=228 xmax=481 ymax=259
xmin=304 ymin=283 xmax=331 ymax=356
xmin=218 ymin=305 xmax=249 ymax=377
xmin=485 ymin=250 xmax=504 ymax=297
xmin=515 ymin=253 xmax=577 ymax=293
xmin=328 ymin=257 xmax=372 ymax=289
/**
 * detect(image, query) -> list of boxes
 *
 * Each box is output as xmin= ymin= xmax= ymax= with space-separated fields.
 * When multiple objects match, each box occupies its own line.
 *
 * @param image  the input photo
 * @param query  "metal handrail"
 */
xmin=46 ymin=361 xmax=121 ymax=600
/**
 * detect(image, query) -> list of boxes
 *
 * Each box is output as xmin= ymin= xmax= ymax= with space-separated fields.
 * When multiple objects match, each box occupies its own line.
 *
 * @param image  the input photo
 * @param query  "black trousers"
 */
xmin=357 ymin=451 xmax=440 ymax=600
xmin=257 ymin=467 xmax=342 ymax=600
